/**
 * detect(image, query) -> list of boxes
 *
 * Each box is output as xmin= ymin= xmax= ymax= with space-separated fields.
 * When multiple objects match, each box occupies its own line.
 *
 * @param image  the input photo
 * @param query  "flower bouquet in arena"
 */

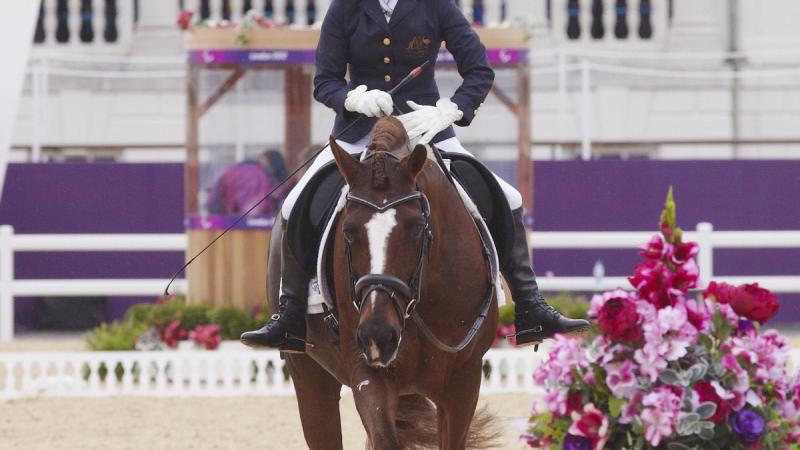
xmin=525 ymin=189 xmax=800 ymax=450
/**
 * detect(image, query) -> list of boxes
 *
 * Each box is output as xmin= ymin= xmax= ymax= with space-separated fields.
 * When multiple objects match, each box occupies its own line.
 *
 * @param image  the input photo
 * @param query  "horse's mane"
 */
xmin=367 ymin=117 xmax=409 ymax=191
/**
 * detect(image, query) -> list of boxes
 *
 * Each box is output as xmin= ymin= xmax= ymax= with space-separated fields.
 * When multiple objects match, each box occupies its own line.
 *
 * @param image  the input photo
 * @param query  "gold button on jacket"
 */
xmin=384 ymin=57 xmax=391 ymax=64
xmin=384 ymin=75 xmax=392 ymax=82
xmin=383 ymin=37 xmax=391 ymax=46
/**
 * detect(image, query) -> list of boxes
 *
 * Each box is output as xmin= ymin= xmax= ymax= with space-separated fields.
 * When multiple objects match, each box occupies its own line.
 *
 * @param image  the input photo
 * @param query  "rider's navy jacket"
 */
xmin=313 ymin=0 xmax=495 ymax=144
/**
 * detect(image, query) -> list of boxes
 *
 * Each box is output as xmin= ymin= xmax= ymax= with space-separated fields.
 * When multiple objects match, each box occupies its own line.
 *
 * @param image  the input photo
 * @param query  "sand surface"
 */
xmin=0 ymin=394 xmax=532 ymax=450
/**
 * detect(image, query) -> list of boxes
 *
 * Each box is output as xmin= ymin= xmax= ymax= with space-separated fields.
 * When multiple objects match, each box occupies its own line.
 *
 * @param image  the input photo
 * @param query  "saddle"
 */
xmin=284 ymin=149 xmax=514 ymax=279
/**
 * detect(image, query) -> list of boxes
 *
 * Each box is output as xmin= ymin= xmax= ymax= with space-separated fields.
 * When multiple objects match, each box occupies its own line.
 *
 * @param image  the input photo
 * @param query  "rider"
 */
xmin=241 ymin=0 xmax=589 ymax=352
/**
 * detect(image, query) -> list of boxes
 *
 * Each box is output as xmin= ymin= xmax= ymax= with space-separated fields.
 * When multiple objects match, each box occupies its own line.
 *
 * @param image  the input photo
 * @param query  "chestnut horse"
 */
xmin=269 ymin=117 xmax=498 ymax=449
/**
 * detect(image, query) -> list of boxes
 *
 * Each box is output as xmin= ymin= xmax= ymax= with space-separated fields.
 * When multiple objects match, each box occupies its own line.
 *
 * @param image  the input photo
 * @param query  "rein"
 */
xmin=343 ymin=180 xmax=496 ymax=354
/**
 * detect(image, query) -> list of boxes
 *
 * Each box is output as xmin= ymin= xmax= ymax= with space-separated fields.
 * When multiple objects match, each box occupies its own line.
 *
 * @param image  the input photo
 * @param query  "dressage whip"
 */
xmin=163 ymin=60 xmax=431 ymax=296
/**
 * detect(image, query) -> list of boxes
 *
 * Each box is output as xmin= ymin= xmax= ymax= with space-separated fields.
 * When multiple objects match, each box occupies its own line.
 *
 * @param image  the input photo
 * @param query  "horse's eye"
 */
xmin=342 ymin=224 xmax=358 ymax=242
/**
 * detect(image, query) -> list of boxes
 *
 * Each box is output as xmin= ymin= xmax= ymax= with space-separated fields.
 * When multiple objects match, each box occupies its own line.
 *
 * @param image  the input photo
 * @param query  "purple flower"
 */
xmin=563 ymin=434 xmax=592 ymax=450
xmin=730 ymin=409 xmax=765 ymax=445
xmin=737 ymin=318 xmax=755 ymax=335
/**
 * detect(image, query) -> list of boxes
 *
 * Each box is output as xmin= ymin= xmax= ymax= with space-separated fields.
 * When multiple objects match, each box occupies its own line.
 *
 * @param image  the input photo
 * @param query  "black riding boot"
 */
xmin=503 ymin=208 xmax=590 ymax=346
xmin=240 ymin=233 xmax=308 ymax=353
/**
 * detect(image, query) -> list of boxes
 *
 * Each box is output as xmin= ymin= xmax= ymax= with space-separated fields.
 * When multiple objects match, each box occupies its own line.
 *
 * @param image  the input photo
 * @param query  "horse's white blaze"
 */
xmin=364 ymin=209 xmax=397 ymax=274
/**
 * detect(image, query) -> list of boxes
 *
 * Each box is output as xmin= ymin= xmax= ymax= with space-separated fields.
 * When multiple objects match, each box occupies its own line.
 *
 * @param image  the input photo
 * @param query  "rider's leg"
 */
xmin=240 ymin=138 xmax=368 ymax=352
xmin=433 ymin=137 xmax=590 ymax=346
xmin=241 ymin=221 xmax=309 ymax=352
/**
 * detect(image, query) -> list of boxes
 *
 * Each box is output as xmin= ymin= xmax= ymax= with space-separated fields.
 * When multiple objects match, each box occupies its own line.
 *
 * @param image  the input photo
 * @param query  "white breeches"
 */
xmin=280 ymin=136 xmax=523 ymax=220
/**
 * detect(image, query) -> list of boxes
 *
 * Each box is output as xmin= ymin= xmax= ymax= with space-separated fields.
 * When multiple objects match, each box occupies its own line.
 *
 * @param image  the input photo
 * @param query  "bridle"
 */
xmin=340 ymin=151 xmax=498 ymax=354
xmin=344 ymin=189 xmax=432 ymax=330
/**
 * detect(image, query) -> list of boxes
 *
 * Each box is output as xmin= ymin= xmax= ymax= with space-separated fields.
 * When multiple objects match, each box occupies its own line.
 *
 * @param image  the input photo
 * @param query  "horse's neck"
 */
xmin=418 ymin=163 xmax=479 ymax=254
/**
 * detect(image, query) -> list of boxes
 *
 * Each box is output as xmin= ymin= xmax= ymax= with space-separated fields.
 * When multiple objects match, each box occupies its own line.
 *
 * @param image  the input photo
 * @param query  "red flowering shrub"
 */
xmin=189 ymin=324 xmax=222 ymax=350
xmin=160 ymin=320 xmax=187 ymax=349
xmin=176 ymin=11 xmax=194 ymax=30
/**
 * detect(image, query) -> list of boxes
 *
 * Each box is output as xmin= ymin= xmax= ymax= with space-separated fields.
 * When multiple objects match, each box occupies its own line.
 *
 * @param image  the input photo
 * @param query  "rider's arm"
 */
xmin=313 ymin=0 xmax=355 ymax=120
xmin=437 ymin=0 xmax=495 ymax=127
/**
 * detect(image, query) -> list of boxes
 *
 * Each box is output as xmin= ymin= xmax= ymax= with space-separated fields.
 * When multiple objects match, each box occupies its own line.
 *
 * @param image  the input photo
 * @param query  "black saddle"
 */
xmin=284 ymin=149 xmax=515 ymax=276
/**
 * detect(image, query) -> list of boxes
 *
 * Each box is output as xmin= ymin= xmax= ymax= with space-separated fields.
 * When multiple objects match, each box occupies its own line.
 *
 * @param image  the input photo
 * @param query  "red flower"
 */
xmin=177 ymin=11 xmax=194 ymax=30
xmin=597 ymin=297 xmax=643 ymax=343
xmin=566 ymin=391 xmax=584 ymax=416
xmin=160 ymin=320 xmax=188 ymax=349
xmin=671 ymin=241 xmax=699 ymax=265
xmin=704 ymin=282 xmax=779 ymax=324
xmin=629 ymin=260 xmax=675 ymax=308
xmin=639 ymin=235 xmax=671 ymax=261
xmin=189 ymin=324 xmax=222 ymax=350
xmin=694 ymin=381 xmax=731 ymax=423
xmin=568 ymin=403 xmax=609 ymax=450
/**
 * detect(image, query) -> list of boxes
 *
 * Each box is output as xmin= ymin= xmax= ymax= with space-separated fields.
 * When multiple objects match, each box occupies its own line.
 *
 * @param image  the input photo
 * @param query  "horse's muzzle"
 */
xmin=357 ymin=325 xmax=400 ymax=368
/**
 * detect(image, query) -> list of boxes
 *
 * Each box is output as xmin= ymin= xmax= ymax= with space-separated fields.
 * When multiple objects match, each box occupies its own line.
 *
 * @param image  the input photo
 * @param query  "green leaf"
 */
xmin=659 ymin=368 xmax=683 ymax=386
xmin=696 ymin=402 xmax=717 ymax=420
xmin=699 ymin=426 xmax=715 ymax=441
xmin=687 ymin=363 xmax=708 ymax=383
xmin=667 ymin=442 xmax=692 ymax=450
xmin=609 ymin=397 xmax=626 ymax=418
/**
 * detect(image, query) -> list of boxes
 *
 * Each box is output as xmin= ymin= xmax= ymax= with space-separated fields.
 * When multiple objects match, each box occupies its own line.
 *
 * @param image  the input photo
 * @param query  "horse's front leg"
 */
xmin=435 ymin=360 xmax=483 ymax=450
xmin=350 ymin=367 xmax=402 ymax=450
xmin=285 ymin=353 xmax=344 ymax=450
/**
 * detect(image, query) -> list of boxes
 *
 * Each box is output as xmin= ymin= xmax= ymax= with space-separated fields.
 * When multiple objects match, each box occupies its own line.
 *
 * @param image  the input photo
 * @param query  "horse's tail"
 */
xmin=395 ymin=395 xmax=501 ymax=449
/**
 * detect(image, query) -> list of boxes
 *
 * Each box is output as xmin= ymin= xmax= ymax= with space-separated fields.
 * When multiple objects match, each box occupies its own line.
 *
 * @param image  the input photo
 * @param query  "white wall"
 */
xmin=0 ymin=2 xmax=39 ymax=194
xmin=10 ymin=0 xmax=800 ymax=161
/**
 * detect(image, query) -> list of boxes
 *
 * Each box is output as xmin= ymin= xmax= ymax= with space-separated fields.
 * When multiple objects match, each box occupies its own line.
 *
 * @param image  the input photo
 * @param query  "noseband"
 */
xmin=344 ymin=190 xmax=432 ymax=329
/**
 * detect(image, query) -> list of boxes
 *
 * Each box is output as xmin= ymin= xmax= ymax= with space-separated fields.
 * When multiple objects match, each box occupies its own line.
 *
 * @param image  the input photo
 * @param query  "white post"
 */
xmin=696 ymin=222 xmax=714 ymax=288
xmin=0 ymin=225 xmax=14 ymax=342
xmin=557 ymin=48 xmax=567 ymax=153
xmin=40 ymin=55 xmax=49 ymax=161
xmin=580 ymin=60 xmax=592 ymax=161
xmin=30 ymin=60 xmax=41 ymax=163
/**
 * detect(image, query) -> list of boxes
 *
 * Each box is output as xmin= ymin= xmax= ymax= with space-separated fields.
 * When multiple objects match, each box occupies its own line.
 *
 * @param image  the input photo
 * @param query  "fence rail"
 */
xmin=2 ymin=223 xmax=800 ymax=342
xmin=1 ymin=346 xmax=798 ymax=399
xmin=0 ymin=347 xmax=543 ymax=399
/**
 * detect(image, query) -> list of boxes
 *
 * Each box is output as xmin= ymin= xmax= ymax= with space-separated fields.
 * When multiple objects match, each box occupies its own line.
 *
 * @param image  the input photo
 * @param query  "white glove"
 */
xmin=343 ymin=85 xmax=393 ymax=118
xmin=396 ymin=98 xmax=464 ymax=145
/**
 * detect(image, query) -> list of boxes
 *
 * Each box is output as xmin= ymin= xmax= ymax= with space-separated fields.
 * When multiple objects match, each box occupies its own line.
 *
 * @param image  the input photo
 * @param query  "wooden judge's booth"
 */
xmin=183 ymin=27 xmax=532 ymax=309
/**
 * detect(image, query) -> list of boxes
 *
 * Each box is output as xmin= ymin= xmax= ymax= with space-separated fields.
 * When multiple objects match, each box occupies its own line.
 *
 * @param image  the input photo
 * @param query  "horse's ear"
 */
xmin=403 ymin=144 xmax=428 ymax=180
xmin=330 ymin=136 xmax=360 ymax=185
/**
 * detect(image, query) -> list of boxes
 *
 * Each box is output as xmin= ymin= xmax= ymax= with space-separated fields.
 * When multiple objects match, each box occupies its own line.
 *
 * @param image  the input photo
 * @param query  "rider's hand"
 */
xmin=397 ymin=99 xmax=464 ymax=145
xmin=344 ymin=85 xmax=394 ymax=118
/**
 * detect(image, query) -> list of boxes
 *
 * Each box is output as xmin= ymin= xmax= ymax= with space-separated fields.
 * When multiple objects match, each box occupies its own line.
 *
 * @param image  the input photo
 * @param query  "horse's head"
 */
xmin=330 ymin=117 xmax=430 ymax=367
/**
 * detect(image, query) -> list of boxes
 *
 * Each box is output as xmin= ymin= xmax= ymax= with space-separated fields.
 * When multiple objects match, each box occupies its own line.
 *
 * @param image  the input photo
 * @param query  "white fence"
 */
xmin=1 ymin=346 xmax=799 ymax=399
xmin=2 ymin=222 xmax=800 ymax=342
xmin=0 ymin=347 xmax=542 ymax=399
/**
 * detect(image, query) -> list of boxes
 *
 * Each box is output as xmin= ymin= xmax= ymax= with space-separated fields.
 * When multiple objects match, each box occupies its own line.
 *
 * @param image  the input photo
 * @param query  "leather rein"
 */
xmin=342 ymin=172 xmax=496 ymax=354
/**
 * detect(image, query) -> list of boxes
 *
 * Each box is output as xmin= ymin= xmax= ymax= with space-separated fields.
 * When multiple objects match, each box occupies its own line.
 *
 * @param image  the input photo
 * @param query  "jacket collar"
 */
xmin=360 ymin=0 xmax=391 ymax=33
xmin=388 ymin=0 xmax=419 ymax=30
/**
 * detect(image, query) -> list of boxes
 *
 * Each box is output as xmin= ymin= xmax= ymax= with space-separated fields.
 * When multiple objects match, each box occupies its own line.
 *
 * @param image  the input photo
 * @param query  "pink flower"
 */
xmin=640 ymin=388 xmax=682 ymax=446
xmin=189 ymin=324 xmax=222 ymax=350
xmin=533 ymin=335 xmax=588 ymax=387
xmin=619 ymin=391 xmax=644 ymax=424
xmin=568 ymin=403 xmax=609 ymax=450
xmin=543 ymin=389 xmax=568 ymax=415
xmin=634 ymin=344 xmax=668 ymax=382
xmin=685 ymin=297 xmax=712 ymax=331
xmin=606 ymin=360 xmax=638 ymax=399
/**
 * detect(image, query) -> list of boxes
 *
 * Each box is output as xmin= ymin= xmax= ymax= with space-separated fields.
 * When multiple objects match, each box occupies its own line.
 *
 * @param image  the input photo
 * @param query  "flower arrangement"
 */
xmin=87 ymin=296 xmax=270 ymax=351
xmin=525 ymin=189 xmax=800 ymax=450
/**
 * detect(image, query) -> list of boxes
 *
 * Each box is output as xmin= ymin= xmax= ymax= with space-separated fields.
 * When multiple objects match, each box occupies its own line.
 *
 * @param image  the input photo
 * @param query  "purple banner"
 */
xmin=184 ymin=214 xmax=275 ymax=230
xmin=188 ymin=48 xmax=526 ymax=66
